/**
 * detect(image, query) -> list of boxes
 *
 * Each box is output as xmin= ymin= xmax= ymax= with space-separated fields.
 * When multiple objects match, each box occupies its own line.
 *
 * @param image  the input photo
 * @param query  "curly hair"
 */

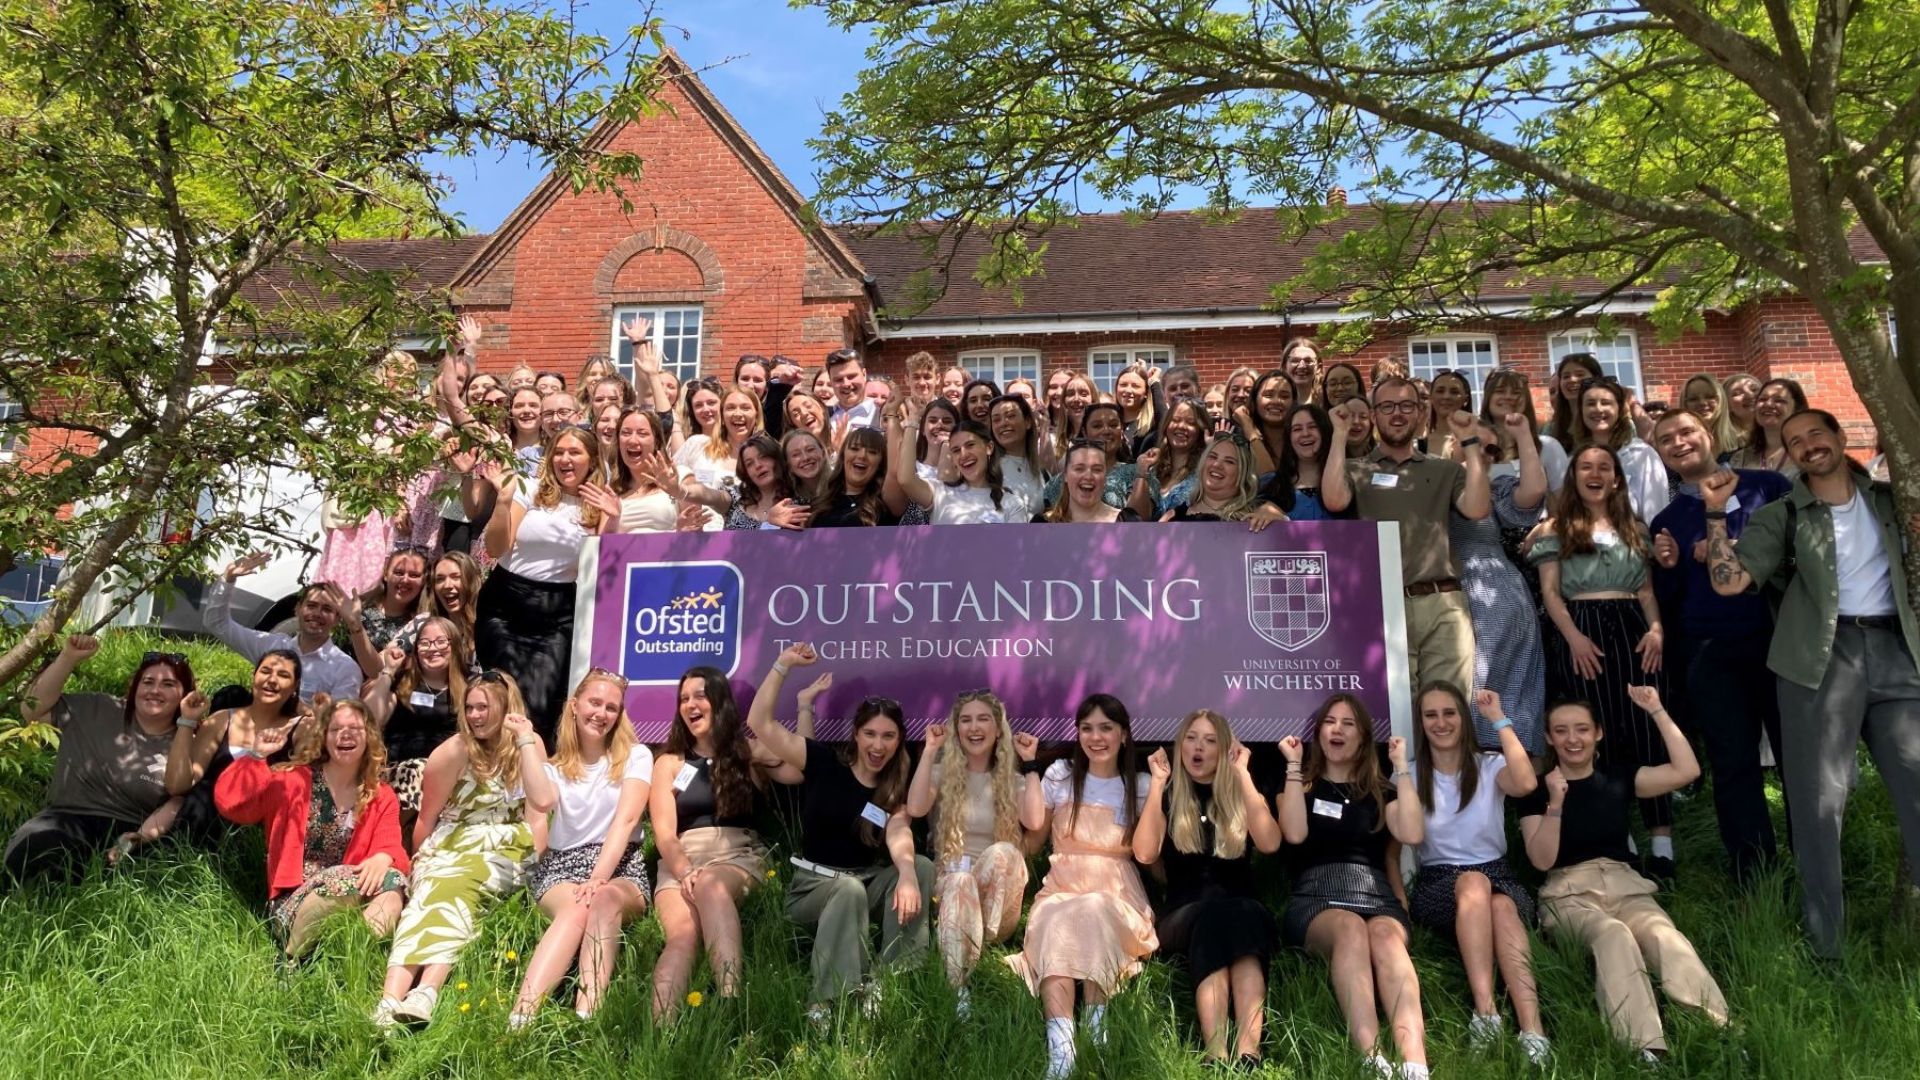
xmin=283 ymin=698 xmax=388 ymax=814
xmin=930 ymin=691 xmax=1021 ymax=866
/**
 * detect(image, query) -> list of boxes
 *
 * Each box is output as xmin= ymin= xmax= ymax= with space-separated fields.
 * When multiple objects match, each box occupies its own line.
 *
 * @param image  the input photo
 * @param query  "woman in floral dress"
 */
xmin=374 ymin=671 xmax=551 ymax=1029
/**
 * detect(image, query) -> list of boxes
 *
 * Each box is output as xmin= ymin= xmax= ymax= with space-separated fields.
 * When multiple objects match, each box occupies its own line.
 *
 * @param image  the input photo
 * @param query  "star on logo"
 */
xmin=696 ymin=589 xmax=724 ymax=609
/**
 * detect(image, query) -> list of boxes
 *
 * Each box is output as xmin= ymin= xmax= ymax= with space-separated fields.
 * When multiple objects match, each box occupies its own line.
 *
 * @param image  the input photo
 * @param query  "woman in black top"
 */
xmin=1276 ymin=694 xmax=1429 ymax=1078
xmin=1132 ymin=710 xmax=1281 ymax=1065
xmin=165 ymin=648 xmax=304 ymax=844
xmin=808 ymin=427 xmax=907 ymax=528
xmin=1515 ymin=691 xmax=1727 ymax=1062
xmin=649 ymin=666 xmax=795 ymax=1021
xmin=749 ymin=644 xmax=934 ymax=1023
xmin=1162 ymin=434 xmax=1281 ymax=529
xmin=365 ymin=616 xmax=470 ymax=843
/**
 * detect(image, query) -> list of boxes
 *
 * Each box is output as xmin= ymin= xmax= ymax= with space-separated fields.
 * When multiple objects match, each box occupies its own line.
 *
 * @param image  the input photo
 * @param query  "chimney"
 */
xmin=1327 ymin=185 xmax=1348 ymax=210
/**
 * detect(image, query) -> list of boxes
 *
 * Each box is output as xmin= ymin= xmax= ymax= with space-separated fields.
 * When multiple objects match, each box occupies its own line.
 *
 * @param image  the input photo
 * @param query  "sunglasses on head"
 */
xmin=142 ymin=650 xmax=188 ymax=667
xmin=472 ymin=669 xmax=508 ymax=686
xmin=390 ymin=542 xmax=431 ymax=556
xmin=586 ymin=666 xmax=631 ymax=689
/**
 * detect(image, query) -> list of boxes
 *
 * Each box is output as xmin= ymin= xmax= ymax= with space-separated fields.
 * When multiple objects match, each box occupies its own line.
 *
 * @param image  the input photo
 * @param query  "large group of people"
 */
xmin=5 ymin=329 xmax=1919 ymax=1077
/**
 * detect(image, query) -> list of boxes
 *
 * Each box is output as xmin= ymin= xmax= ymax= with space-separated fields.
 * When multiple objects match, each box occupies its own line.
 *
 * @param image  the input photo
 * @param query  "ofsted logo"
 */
xmin=621 ymin=561 xmax=744 ymax=683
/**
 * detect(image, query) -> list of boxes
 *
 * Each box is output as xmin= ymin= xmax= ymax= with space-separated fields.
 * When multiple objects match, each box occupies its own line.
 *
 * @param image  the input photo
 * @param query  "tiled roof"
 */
xmin=234 ymin=235 xmax=489 ymax=316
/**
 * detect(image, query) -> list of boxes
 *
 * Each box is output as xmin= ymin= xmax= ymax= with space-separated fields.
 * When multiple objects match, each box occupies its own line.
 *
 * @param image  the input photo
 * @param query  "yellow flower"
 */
xmin=459 ymin=1003 xmax=471 ymax=1013
xmin=456 ymin=982 xmax=469 ymax=991
xmin=686 ymin=991 xmax=704 ymax=1008
xmin=505 ymin=950 xmax=518 ymax=961
xmin=765 ymin=869 xmax=777 ymax=879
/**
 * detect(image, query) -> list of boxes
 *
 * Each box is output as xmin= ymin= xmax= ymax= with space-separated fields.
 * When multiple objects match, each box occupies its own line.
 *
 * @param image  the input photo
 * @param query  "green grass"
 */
xmin=1 ymin=630 xmax=1918 ymax=1077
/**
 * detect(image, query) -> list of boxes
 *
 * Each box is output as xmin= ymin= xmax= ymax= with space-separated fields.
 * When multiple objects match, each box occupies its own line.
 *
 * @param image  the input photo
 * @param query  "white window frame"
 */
xmin=610 ymin=305 xmax=704 ymax=383
xmin=1549 ymin=327 xmax=1643 ymax=397
xmin=1406 ymin=334 xmax=1500 ymax=399
xmin=0 ymin=389 xmax=21 ymax=458
xmin=957 ymin=349 xmax=1042 ymax=388
xmin=1087 ymin=343 xmax=1174 ymax=393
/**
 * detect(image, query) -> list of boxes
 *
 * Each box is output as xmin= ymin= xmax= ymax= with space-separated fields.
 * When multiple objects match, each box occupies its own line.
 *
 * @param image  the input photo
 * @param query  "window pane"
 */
xmin=1087 ymin=346 xmax=1172 ymax=393
xmin=1551 ymin=330 xmax=1640 ymax=396
xmin=611 ymin=306 xmax=703 ymax=383
xmin=1407 ymin=336 xmax=1498 ymax=398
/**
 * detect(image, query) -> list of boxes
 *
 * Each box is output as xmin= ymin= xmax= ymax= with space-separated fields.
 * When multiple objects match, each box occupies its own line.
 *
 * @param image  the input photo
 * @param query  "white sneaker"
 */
xmin=1469 ymin=1011 xmax=1503 ymax=1050
xmin=955 ymin=985 xmax=972 ymax=1020
xmin=370 ymin=997 xmax=401 ymax=1030
xmin=1639 ymin=1048 xmax=1664 ymax=1068
xmin=1366 ymin=1054 xmax=1396 ymax=1079
xmin=1399 ymin=1064 xmax=1431 ymax=1080
xmin=391 ymin=986 xmax=439 ymax=1026
xmin=859 ymin=980 xmax=883 ymax=1019
xmin=805 ymin=1002 xmax=831 ymax=1032
xmin=507 ymin=1011 xmax=534 ymax=1032
xmin=1044 ymin=1046 xmax=1076 ymax=1080
xmin=1519 ymin=1031 xmax=1552 ymax=1066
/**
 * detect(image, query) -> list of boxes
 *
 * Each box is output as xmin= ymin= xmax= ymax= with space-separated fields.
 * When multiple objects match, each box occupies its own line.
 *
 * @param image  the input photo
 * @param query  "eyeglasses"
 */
xmin=1373 ymin=401 xmax=1422 ymax=416
xmin=142 ymin=650 xmax=188 ymax=667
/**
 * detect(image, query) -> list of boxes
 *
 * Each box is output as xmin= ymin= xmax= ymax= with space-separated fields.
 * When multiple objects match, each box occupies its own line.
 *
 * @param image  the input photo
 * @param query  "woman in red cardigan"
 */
xmin=216 ymin=698 xmax=411 ymax=958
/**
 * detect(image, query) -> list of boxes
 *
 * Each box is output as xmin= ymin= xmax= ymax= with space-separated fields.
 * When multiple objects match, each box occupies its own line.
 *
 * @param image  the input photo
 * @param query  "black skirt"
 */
xmin=474 ymin=566 xmax=577 ymax=745
xmin=1407 ymin=857 xmax=1536 ymax=931
xmin=1282 ymin=862 xmax=1409 ymax=949
xmin=1158 ymin=890 xmax=1277 ymax=981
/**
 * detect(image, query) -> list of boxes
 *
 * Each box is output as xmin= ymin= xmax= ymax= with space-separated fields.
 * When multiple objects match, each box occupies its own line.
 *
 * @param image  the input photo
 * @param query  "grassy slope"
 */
xmin=1 ymin=632 xmax=1916 ymax=1079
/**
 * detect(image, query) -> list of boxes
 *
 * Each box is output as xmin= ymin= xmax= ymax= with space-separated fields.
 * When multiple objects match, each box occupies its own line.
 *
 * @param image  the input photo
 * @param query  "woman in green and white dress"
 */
xmin=373 ymin=670 xmax=555 ymax=1029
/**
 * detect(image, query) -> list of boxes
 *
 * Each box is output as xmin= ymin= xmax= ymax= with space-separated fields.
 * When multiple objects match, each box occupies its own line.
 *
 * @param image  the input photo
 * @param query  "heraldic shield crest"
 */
xmin=1246 ymin=552 xmax=1330 ymax=652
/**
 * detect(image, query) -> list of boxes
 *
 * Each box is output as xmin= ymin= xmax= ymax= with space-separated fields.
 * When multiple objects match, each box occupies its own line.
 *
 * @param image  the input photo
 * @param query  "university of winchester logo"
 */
xmin=1246 ymin=552 xmax=1330 ymax=652
xmin=622 ymin=561 xmax=744 ymax=683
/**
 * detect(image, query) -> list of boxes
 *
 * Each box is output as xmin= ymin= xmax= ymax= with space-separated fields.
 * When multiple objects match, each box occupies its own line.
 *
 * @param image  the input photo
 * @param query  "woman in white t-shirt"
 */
xmin=673 ymin=384 xmax=760 ymax=531
xmin=509 ymin=671 xmax=653 ymax=1026
xmin=476 ymin=426 xmax=617 ymax=743
xmin=611 ymin=406 xmax=702 ymax=535
xmin=1408 ymin=683 xmax=1548 ymax=1063
xmin=892 ymin=402 xmax=1025 ymax=525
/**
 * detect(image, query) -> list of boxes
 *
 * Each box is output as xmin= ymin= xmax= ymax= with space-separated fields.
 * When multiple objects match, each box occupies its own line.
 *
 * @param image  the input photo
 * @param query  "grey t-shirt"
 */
xmin=46 ymin=693 xmax=174 ymax=823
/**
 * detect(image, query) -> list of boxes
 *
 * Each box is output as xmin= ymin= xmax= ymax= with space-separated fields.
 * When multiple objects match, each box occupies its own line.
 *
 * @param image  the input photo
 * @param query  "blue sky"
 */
xmin=437 ymin=1 xmax=868 ymax=233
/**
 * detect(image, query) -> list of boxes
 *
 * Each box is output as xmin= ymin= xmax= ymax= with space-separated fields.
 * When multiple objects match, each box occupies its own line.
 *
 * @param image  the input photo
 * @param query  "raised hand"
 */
xmin=1232 ymin=404 xmax=1255 ymax=432
xmin=457 ymin=314 xmax=484 ymax=353
xmin=1012 ymin=731 xmax=1040 ymax=763
xmin=1277 ymin=735 xmax=1303 ymax=764
xmin=224 ymin=550 xmax=271 ymax=582
xmin=1387 ymin=736 xmax=1408 ymax=772
xmin=1228 ymin=743 xmax=1253 ymax=776
xmin=779 ymin=642 xmax=819 ymax=670
xmin=1145 ymin=747 xmax=1171 ymax=783
xmin=1626 ymin=684 xmax=1665 ymax=715
xmin=503 ymin=712 xmax=536 ymax=742
xmin=252 ymin=721 xmax=293 ymax=759
xmin=674 ymin=502 xmax=710 ymax=532
xmin=923 ymin=722 xmax=949 ymax=751
xmin=179 ymin=690 xmax=210 ymax=725
xmin=1544 ymin=768 xmax=1568 ymax=805
xmin=633 ymin=340 xmax=663 ymax=377
xmin=621 ymin=314 xmax=653 ymax=344
xmin=381 ymin=643 xmax=408 ymax=676
xmin=797 ymin=671 xmax=834 ymax=708
xmin=1329 ymin=401 xmax=1353 ymax=428
xmin=64 ymin=634 xmax=100 ymax=659
xmin=1446 ymin=408 xmax=1476 ymax=440
xmin=1135 ymin=447 xmax=1160 ymax=474
xmin=1501 ymin=411 xmax=1531 ymax=439
xmin=1699 ymin=468 xmax=1738 ymax=513
xmin=580 ymin=480 xmax=622 ymax=521
xmin=1473 ymin=688 xmax=1505 ymax=721
xmin=1653 ymin=528 xmax=1680 ymax=569
xmin=311 ymin=692 xmax=333 ymax=717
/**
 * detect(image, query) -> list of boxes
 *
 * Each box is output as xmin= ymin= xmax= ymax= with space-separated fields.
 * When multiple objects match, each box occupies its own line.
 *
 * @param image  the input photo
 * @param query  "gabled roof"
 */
xmin=448 ymin=47 xmax=867 ymax=295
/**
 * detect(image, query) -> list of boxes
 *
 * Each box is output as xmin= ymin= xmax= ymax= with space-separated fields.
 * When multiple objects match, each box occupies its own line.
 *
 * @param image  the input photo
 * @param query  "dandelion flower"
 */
xmin=456 ymin=981 xmax=469 ymax=991
xmin=686 ymin=991 xmax=704 ymax=1008
xmin=765 ymin=869 xmax=777 ymax=880
xmin=505 ymin=950 xmax=518 ymax=961
xmin=459 ymin=1003 xmax=471 ymax=1013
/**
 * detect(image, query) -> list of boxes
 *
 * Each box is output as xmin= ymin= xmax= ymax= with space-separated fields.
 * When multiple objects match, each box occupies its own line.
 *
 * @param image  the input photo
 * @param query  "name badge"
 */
xmin=673 ymin=762 xmax=699 ymax=792
xmin=859 ymin=802 xmax=891 ymax=828
xmin=1724 ymin=494 xmax=1742 ymax=515
xmin=1312 ymin=798 xmax=1346 ymax=820
xmin=1369 ymin=472 xmax=1400 ymax=489
xmin=408 ymin=691 xmax=439 ymax=709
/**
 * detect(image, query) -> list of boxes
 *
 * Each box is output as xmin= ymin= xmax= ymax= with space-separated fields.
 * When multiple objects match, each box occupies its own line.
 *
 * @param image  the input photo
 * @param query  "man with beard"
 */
xmin=203 ymin=552 xmax=361 ymax=704
xmin=1648 ymin=410 xmax=1791 ymax=885
xmin=1705 ymin=409 xmax=1920 ymax=959
xmin=1323 ymin=377 xmax=1489 ymax=695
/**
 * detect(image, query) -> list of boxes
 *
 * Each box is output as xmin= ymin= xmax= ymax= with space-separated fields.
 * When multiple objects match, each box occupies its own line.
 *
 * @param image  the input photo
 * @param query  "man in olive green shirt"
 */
xmin=1323 ymin=378 xmax=1491 ymax=697
xmin=1705 ymin=409 xmax=1920 ymax=959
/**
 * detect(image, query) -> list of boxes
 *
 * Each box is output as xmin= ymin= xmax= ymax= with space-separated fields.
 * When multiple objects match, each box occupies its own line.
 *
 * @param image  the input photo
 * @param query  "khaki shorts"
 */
xmin=655 ymin=826 xmax=768 ymax=893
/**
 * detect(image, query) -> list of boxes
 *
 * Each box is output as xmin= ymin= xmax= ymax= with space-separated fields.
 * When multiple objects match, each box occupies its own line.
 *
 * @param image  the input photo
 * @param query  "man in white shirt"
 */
xmin=824 ymin=348 xmax=879 ymax=438
xmin=202 ymin=552 xmax=364 ymax=703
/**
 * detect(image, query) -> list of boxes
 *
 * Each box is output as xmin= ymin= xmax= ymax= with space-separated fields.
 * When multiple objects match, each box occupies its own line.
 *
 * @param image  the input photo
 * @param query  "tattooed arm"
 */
xmin=1700 ymin=468 xmax=1783 ymax=596
xmin=1705 ymin=518 xmax=1754 ymax=596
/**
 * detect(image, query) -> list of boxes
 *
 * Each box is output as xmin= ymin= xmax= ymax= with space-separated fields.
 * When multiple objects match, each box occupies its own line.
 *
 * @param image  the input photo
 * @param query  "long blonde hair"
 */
xmin=930 ymin=691 xmax=1022 ymax=865
xmin=282 ymin=698 xmax=387 ymax=815
xmin=551 ymin=671 xmax=636 ymax=785
xmin=1167 ymin=710 xmax=1249 ymax=859
xmin=534 ymin=426 xmax=607 ymax=531
xmin=394 ymin=616 xmax=470 ymax=710
xmin=461 ymin=672 xmax=527 ymax=788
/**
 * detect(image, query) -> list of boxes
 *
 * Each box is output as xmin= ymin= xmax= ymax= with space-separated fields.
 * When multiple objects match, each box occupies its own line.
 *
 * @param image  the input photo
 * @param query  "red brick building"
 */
xmin=250 ymin=51 xmax=1883 ymax=449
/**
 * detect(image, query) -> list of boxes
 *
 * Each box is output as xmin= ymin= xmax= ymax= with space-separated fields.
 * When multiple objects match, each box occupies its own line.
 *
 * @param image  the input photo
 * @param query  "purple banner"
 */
xmin=572 ymin=521 xmax=1409 ymax=743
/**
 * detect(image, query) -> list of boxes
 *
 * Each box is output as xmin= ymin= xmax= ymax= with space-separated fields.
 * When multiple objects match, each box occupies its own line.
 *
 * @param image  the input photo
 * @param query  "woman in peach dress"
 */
xmin=1008 ymin=693 xmax=1156 ymax=1080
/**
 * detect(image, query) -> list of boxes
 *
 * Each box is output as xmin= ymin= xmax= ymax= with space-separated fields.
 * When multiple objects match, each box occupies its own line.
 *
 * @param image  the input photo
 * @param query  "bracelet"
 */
xmin=771 ymin=662 xmax=790 ymax=677
xmin=175 ymin=716 xmax=200 ymax=731
xmin=514 ymin=737 xmax=540 ymax=750
xmin=1545 ymin=806 xmax=1564 ymax=818
xmin=1018 ymin=759 xmax=1047 ymax=776
xmin=797 ymin=702 xmax=816 ymax=712
xmin=1491 ymin=717 xmax=1513 ymax=732
xmin=1392 ymin=768 xmax=1413 ymax=783
xmin=1704 ymin=509 xmax=1729 ymax=520
xmin=1459 ymin=436 xmax=1482 ymax=448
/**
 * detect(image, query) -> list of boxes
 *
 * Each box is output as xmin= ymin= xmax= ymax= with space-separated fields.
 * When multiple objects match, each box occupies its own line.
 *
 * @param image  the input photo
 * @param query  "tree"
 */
xmin=808 ymin=0 xmax=1920 ymax=564
xmin=0 ymin=0 xmax=668 ymax=690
